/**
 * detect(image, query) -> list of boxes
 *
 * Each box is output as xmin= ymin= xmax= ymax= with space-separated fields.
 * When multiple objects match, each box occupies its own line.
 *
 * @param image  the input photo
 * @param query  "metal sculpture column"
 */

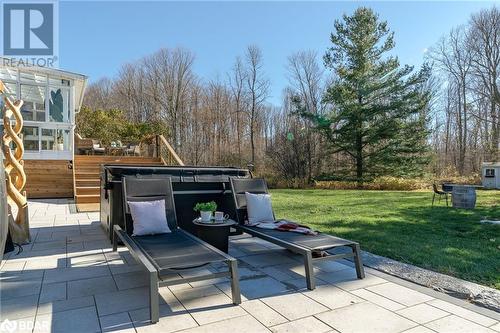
xmin=0 ymin=80 xmax=30 ymax=244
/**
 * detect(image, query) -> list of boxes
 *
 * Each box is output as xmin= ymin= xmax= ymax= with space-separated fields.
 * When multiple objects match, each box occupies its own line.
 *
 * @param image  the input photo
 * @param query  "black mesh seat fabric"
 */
xmin=121 ymin=176 xmax=232 ymax=274
xmin=133 ymin=231 xmax=228 ymax=275
xmin=238 ymin=225 xmax=355 ymax=251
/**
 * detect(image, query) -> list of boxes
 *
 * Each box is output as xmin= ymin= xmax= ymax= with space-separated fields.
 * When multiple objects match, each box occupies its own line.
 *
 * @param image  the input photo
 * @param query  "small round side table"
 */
xmin=192 ymin=219 xmax=236 ymax=253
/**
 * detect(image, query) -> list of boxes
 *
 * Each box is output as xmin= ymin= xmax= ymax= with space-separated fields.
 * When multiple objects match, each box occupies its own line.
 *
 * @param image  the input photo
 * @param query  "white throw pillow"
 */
xmin=245 ymin=192 xmax=274 ymax=224
xmin=128 ymin=199 xmax=171 ymax=236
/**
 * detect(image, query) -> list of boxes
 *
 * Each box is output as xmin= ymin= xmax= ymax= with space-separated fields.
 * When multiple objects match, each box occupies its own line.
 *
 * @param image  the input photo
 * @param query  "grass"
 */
xmin=269 ymin=189 xmax=500 ymax=289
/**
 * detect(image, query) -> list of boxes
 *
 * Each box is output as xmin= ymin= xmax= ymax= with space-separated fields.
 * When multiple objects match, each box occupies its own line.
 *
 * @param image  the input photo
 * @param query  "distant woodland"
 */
xmin=81 ymin=6 xmax=499 ymax=185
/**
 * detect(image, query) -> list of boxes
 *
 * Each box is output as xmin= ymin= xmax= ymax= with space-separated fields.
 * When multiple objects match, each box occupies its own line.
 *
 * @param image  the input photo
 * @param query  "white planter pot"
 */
xmin=200 ymin=211 xmax=212 ymax=222
xmin=57 ymin=143 xmax=64 ymax=151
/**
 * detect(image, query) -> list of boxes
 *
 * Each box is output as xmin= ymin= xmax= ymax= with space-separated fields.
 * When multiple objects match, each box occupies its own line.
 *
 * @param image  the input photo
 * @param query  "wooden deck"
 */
xmin=73 ymin=155 xmax=163 ymax=212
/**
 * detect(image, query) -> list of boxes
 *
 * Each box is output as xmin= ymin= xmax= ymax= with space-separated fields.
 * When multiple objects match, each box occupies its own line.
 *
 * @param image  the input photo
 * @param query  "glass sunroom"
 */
xmin=0 ymin=63 xmax=87 ymax=160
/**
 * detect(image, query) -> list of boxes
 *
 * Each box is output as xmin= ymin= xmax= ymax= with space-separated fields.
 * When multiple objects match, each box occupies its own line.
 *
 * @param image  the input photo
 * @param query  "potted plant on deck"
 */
xmin=56 ymin=135 xmax=64 ymax=151
xmin=194 ymin=201 xmax=217 ymax=222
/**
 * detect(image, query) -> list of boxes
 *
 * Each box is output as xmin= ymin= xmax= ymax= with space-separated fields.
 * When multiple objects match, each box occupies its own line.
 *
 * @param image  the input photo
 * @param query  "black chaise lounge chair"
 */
xmin=113 ymin=176 xmax=241 ymax=324
xmin=230 ymin=178 xmax=365 ymax=290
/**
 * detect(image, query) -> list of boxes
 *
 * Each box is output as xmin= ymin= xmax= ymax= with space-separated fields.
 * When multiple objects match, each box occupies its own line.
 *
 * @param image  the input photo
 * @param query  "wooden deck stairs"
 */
xmin=74 ymin=155 xmax=163 ymax=211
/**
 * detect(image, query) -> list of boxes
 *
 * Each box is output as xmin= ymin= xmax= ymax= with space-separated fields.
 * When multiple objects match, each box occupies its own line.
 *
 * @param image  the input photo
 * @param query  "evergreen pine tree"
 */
xmin=301 ymin=7 xmax=431 ymax=184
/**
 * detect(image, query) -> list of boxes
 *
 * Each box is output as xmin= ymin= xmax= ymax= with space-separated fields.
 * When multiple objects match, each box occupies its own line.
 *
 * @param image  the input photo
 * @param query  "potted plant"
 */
xmin=194 ymin=201 xmax=217 ymax=222
xmin=56 ymin=135 xmax=64 ymax=151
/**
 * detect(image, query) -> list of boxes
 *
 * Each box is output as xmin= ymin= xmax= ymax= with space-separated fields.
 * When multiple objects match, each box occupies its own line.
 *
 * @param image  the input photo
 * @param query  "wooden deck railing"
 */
xmin=156 ymin=135 xmax=185 ymax=166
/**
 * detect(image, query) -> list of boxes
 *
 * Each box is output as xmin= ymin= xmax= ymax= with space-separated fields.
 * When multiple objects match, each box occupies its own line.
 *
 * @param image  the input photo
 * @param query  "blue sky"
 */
xmin=60 ymin=1 xmax=498 ymax=104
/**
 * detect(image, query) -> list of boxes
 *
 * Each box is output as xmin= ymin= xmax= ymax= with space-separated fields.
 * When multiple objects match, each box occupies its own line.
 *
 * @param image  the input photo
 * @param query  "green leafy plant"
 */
xmin=193 ymin=201 xmax=217 ymax=212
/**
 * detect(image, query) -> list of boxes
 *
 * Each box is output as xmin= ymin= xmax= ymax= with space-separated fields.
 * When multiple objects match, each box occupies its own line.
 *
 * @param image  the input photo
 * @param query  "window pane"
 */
xmin=22 ymin=126 xmax=39 ymax=151
xmin=0 ymin=67 xmax=18 ymax=81
xmin=20 ymin=84 xmax=46 ymax=121
xmin=49 ymin=87 xmax=69 ymax=122
xmin=41 ymin=128 xmax=56 ymax=150
xmin=0 ymin=82 xmax=18 ymax=112
xmin=19 ymin=71 xmax=46 ymax=84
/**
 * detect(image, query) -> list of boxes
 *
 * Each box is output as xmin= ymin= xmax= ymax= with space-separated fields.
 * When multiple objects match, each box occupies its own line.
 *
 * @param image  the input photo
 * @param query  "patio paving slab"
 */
xmin=270 ymin=316 xmax=332 ymax=333
xmin=427 ymin=299 xmax=498 ymax=327
xmin=129 ymin=304 xmax=197 ymax=333
xmin=366 ymin=282 xmax=434 ymax=306
xmin=396 ymin=303 xmax=449 ymax=324
xmin=316 ymin=302 xmax=417 ymax=333
xmin=261 ymin=292 xmax=329 ymax=320
xmin=177 ymin=314 xmax=269 ymax=333
xmin=302 ymin=284 xmax=364 ymax=309
xmin=2 ymin=199 xmax=499 ymax=333
xmin=425 ymin=315 xmax=495 ymax=333
xmin=99 ymin=312 xmax=136 ymax=333
xmin=351 ymin=288 xmax=406 ymax=311
xmin=239 ymin=299 xmax=288 ymax=327
xmin=34 ymin=306 xmax=101 ymax=333
xmin=39 ymin=281 xmax=67 ymax=303
xmin=67 ymin=275 xmax=118 ymax=298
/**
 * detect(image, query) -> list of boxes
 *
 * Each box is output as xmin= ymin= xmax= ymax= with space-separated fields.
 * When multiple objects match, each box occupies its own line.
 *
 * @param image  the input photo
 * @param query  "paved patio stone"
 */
xmin=240 ymin=299 xmax=288 ymax=327
xmin=261 ymin=293 xmax=328 ymax=320
xmin=178 ymin=314 xmax=269 ymax=333
xmin=402 ymin=326 xmax=436 ymax=333
xmin=0 ymin=294 xmax=39 ymax=320
xmin=318 ymin=270 xmax=387 ymax=291
xmin=95 ymin=287 xmax=154 ymax=316
xmin=302 ymin=284 xmax=364 ymax=309
xmin=396 ymin=303 xmax=449 ymax=324
xmin=34 ymin=306 xmax=101 ymax=333
xmin=44 ymin=264 xmax=111 ymax=284
xmin=67 ymin=275 xmax=118 ymax=298
xmin=271 ymin=316 xmax=332 ymax=333
xmin=114 ymin=271 xmax=149 ymax=290
xmin=0 ymin=272 xmax=43 ymax=299
xmin=366 ymin=282 xmax=433 ymax=306
xmin=99 ymin=312 xmax=136 ymax=333
xmin=425 ymin=315 xmax=495 ymax=333
xmin=350 ymin=288 xmax=406 ymax=311
xmin=39 ymin=281 xmax=67 ymax=303
xmin=130 ymin=305 xmax=197 ymax=333
xmin=316 ymin=302 xmax=417 ymax=333
xmin=175 ymin=287 xmax=246 ymax=325
xmin=2 ymin=199 xmax=496 ymax=333
xmin=427 ymin=299 xmax=498 ymax=327
xmin=37 ymin=295 xmax=95 ymax=314
xmin=217 ymin=276 xmax=289 ymax=300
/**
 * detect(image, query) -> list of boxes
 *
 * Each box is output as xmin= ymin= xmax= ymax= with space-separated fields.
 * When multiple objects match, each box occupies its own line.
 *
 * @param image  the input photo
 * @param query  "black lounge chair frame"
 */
xmin=230 ymin=178 xmax=365 ymax=290
xmin=113 ymin=176 xmax=241 ymax=324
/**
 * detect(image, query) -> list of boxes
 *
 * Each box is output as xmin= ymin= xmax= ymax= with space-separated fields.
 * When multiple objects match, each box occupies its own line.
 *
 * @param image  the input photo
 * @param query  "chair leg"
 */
xmin=149 ymin=271 xmax=159 ymax=324
xmin=228 ymin=259 xmax=241 ymax=304
xmin=432 ymin=193 xmax=435 ymax=207
xmin=112 ymin=230 xmax=118 ymax=252
xmin=304 ymin=251 xmax=315 ymax=290
xmin=353 ymin=244 xmax=365 ymax=279
xmin=445 ymin=194 xmax=449 ymax=207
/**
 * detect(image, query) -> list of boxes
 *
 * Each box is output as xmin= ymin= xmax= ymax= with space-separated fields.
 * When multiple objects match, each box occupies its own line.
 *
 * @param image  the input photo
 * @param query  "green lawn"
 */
xmin=270 ymin=189 xmax=500 ymax=289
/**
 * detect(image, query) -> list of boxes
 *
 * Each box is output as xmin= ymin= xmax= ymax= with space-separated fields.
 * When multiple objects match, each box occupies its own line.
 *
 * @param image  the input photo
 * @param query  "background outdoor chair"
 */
xmin=230 ymin=177 xmax=365 ymax=290
xmin=113 ymin=176 xmax=241 ymax=324
xmin=74 ymin=133 xmax=94 ymax=155
xmin=91 ymin=140 xmax=106 ymax=155
xmin=432 ymin=183 xmax=449 ymax=206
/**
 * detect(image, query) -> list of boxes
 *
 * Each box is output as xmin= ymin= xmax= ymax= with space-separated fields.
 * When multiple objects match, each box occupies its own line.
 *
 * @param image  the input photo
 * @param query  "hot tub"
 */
xmin=100 ymin=165 xmax=251 ymax=241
